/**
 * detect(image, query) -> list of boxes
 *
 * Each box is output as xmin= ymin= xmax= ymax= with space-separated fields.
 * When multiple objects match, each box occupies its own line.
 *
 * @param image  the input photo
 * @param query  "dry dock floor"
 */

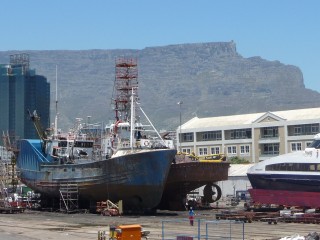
xmin=0 ymin=209 xmax=318 ymax=240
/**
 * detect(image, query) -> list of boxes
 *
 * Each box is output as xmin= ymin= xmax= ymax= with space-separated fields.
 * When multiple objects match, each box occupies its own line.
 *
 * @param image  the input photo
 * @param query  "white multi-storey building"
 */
xmin=177 ymin=107 xmax=320 ymax=163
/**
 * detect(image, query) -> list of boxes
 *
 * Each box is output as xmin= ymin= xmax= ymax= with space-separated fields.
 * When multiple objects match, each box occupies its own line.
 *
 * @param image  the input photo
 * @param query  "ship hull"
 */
xmin=247 ymin=172 xmax=320 ymax=208
xmin=17 ymin=139 xmax=176 ymax=211
xmin=158 ymin=161 xmax=230 ymax=210
xmin=248 ymin=189 xmax=320 ymax=208
xmin=247 ymin=173 xmax=320 ymax=192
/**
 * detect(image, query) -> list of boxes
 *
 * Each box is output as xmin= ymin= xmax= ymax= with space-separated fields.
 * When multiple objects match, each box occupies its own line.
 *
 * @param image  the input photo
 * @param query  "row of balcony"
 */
xmin=181 ymin=132 xmax=318 ymax=143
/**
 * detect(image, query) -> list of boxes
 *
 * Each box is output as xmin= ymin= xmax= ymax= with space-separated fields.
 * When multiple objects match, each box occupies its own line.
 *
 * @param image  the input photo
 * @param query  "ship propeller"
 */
xmin=203 ymin=183 xmax=222 ymax=203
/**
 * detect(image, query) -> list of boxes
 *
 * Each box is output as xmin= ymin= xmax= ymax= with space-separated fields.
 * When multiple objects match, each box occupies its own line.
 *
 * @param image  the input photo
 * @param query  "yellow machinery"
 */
xmin=108 ymin=224 xmax=149 ymax=240
xmin=198 ymin=153 xmax=226 ymax=162
xmin=176 ymin=152 xmax=227 ymax=162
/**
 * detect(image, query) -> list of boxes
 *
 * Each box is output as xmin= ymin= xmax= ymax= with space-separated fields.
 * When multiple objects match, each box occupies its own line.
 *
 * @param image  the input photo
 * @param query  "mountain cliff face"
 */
xmin=1 ymin=41 xmax=319 ymax=131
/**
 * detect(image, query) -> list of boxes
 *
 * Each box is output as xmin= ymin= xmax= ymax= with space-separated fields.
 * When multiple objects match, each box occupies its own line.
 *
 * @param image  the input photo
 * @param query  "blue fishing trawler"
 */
xmin=16 ymin=58 xmax=176 ymax=212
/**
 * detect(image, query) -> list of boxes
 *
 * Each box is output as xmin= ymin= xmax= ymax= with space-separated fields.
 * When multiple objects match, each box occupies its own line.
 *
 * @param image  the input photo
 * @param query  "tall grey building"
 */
xmin=0 ymin=54 xmax=50 ymax=142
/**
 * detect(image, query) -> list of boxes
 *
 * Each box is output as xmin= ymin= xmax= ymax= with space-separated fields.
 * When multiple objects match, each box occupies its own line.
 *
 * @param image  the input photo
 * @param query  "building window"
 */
xmin=227 ymin=146 xmax=237 ymax=155
xmin=230 ymin=129 xmax=251 ymax=139
xmin=199 ymin=147 xmax=208 ymax=156
xmin=261 ymin=127 xmax=278 ymax=138
xmin=182 ymin=148 xmax=191 ymax=154
xmin=289 ymin=124 xmax=319 ymax=136
xmin=198 ymin=131 xmax=222 ymax=141
xmin=294 ymin=126 xmax=302 ymax=135
xmin=291 ymin=142 xmax=302 ymax=152
xmin=311 ymin=124 xmax=319 ymax=133
xmin=262 ymin=143 xmax=279 ymax=155
xmin=210 ymin=146 xmax=220 ymax=154
xmin=306 ymin=141 xmax=313 ymax=148
xmin=181 ymin=132 xmax=194 ymax=142
xmin=240 ymin=145 xmax=250 ymax=155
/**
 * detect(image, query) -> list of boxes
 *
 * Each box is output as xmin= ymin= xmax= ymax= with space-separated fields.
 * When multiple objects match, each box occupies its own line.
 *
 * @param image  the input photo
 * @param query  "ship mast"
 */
xmin=112 ymin=58 xmax=138 ymax=149
xmin=130 ymin=87 xmax=136 ymax=149
xmin=54 ymin=65 xmax=58 ymax=137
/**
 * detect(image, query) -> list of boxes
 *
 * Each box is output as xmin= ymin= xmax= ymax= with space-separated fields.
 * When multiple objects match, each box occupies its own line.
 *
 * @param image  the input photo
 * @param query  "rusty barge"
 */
xmin=158 ymin=153 xmax=230 ymax=210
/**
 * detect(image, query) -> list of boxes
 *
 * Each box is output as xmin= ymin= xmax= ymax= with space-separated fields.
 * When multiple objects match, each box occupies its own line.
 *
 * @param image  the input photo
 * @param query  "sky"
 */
xmin=1 ymin=0 xmax=319 ymax=92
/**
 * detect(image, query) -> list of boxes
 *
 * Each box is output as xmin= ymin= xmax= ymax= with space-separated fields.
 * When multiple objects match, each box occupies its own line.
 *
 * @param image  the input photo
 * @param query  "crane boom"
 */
xmin=27 ymin=109 xmax=48 ymax=141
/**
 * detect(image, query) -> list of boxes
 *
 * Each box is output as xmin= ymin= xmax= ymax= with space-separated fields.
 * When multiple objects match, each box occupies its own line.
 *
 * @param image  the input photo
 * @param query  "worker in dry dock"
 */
xmin=188 ymin=207 xmax=195 ymax=226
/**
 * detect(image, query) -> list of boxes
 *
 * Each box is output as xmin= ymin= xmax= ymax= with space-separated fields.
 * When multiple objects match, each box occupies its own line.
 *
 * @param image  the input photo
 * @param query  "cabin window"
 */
xmin=294 ymin=163 xmax=310 ymax=172
xmin=308 ymin=140 xmax=320 ymax=149
xmin=266 ymin=163 xmax=319 ymax=172
xmin=280 ymin=163 xmax=287 ymax=171
xmin=58 ymin=141 xmax=68 ymax=147
xmin=310 ymin=164 xmax=316 ymax=171
xmin=291 ymin=163 xmax=299 ymax=171
xmin=266 ymin=164 xmax=275 ymax=171
xmin=300 ymin=164 xmax=308 ymax=171
xmin=74 ymin=141 xmax=93 ymax=148
xmin=53 ymin=148 xmax=58 ymax=156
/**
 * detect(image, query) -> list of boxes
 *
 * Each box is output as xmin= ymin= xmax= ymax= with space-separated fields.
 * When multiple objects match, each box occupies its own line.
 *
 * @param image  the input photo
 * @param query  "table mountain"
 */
xmin=1 ymin=41 xmax=319 ymax=131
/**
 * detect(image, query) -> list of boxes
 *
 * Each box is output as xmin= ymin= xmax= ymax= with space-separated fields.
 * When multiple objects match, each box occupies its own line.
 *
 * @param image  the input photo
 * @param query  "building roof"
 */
xmin=182 ymin=107 xmax=320 ymax=130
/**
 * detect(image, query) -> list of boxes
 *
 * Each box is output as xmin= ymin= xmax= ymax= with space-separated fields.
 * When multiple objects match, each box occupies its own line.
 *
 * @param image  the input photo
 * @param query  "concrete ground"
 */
xmin=0 ymin=209 xmax=318 ymax=240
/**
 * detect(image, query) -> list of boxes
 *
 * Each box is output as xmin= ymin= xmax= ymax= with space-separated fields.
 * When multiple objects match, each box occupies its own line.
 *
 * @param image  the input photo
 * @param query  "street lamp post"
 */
xmin=177 ymin=101 xmax=183 ymax=152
